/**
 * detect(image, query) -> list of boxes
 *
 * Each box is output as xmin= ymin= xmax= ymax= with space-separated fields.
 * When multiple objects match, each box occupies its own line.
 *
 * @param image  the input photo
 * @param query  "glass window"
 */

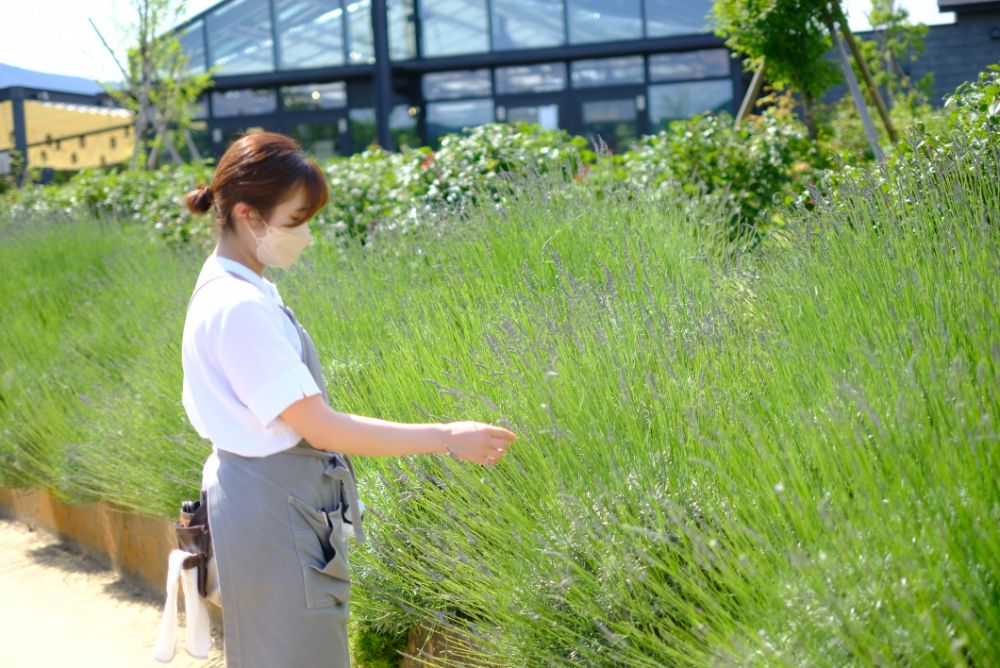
xmin=292 ymin=122 xmax=341 ymax=160
xmin=496 ymin=63 xmax=567 ymax=95
xmin=388 ymin=0 xmax=417 ymax=60
xmin=347 ymin=0 xmax=375 ymax=64
xmin=648 ymin=79 xmax=733 ymax=131
xmin=349 ymin=108 xmax=377 ymax=150
xmin=571 ymin=56 xmax=644 ymax=88
xmin=426 ymin=99 xmax=494 ymax=145
xmin=423 ymin=69 xmax=492 ymax=100
xmin=491 ymin=0 xmax=565 ymax=51
xmin=649 ymin=49 xmax=731 ymax=82
xmin=390 ymin=104 xmax=421 ymax=148
xmin=506 ymin=104 xmax=559 ymax=129
xmin=178 ymin=21 xmax=207 ymax=74
xmin=274 ymin=0 xmax=345 ymax=69
xmin=420 ymin=0 xmax=489 ymax=57
xmin=207 ymin=0 xmax=275 ymax=75
xmin=567 ymin=0 xmax=642 ymax=44
xmin=211 ymin=88 xmax=278 ymax=117
xmin=581 ymin=97 xmax=638 ymax=153
xmin=645 ymin=0 xmax=714 ymax=37
xmin=281 ymin=82 xmax=348 ymax=110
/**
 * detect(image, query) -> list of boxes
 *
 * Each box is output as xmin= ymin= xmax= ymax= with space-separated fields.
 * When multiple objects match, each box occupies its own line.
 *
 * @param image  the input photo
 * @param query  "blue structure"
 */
xmin=168 ymin=0 xmax=743 ymax=156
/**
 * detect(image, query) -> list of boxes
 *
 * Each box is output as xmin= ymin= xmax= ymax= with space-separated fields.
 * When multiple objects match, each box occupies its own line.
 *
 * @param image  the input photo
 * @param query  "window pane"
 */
xmin=390 ymin=104 xmax=421 ymax=148
xmin=571 ymin=56 xmax=644 ymax=88
xmin=420 ymin=0 xmax=489 ymax=57
xmin=281 ymin=82 xmax=348 ymax=110
xmin=207 ymin=0 xmax=275 ymax=75
xmin=507 ymin=103 xmax=559 ymax=129
xmin=179 ymin=21 xmax=206 ymax=74
xmin=648 ymin=79 xmax=733 ymax=130
xmin=496 ymin=63 xmax=567 ymax=94
xmin=389 ymin=0 xmax=417 ymax=60
xmin=292 ymin=122 xmax=341 ymax=160
xmin=349 ymin=108 xmax=377 ymax=150
xmin=423 ymin=69 xmax=492 ymax=100
xmin=567 ymin=0 xmax=642 ymax=44
xmin=211 ymin=88 xmax=278 ymax=117
xmin=581 ymin=97 xmax=637 ymax=152
xmin=645 ymin=0 xmax=714 ymax=37
xmin=275 ymin=0 xmax=345 ymax=69
xmin=347 ymin=0 xmax=375 ymax=64
xmin=649 ymin=49 xmax=730 ymax=82
xmin=426 ymin=99 xmax=494 ymax=145
xmin=491 ymin=0 xmax=564 ymax=51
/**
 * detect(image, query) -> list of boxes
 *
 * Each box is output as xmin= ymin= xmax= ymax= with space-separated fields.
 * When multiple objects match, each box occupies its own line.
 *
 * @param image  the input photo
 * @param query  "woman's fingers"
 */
xmin=489 ymin=426 xmax=518 ymax=441
xmin=487 ymin=435 xmax=512 ymax=451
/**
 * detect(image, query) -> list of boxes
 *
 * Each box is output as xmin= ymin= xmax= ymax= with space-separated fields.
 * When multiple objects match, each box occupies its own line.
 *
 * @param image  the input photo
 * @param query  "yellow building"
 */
xmin=1 ymin=62 xmax=135 ymax=180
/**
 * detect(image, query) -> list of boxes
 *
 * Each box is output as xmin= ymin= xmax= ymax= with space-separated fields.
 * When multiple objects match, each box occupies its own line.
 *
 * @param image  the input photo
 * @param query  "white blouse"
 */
xmin=181 ymin=254 xmax=322 ymax=457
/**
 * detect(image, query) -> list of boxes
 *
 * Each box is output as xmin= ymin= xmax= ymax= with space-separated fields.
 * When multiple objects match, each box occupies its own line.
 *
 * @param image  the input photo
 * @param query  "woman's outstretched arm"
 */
xmin=280 ymin=393 xmax=516 ymax=466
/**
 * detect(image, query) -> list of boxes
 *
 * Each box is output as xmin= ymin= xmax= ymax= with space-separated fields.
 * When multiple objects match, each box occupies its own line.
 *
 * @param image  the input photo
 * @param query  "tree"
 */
xmin=713 ymin=0 xmax=841 ymax=139
xmin=715 ymin=0 xmax=898 ymax=149
xmin=90 ymin=0 xmax=215 ymax=170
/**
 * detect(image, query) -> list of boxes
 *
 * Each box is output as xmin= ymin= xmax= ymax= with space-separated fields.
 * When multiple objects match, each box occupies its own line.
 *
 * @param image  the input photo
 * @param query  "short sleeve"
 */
xmin=216 ymin=298 xmax=321 ymax=427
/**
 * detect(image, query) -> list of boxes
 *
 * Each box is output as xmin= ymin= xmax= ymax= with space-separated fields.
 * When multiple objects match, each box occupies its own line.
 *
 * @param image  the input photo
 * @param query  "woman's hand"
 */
xmin=441 ymin=421 xmax=518 ymax=467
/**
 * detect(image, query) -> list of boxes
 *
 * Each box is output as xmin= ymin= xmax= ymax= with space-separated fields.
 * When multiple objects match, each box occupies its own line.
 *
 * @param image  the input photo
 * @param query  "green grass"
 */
xmin=0 ymin=142 xmax=997 ymax=666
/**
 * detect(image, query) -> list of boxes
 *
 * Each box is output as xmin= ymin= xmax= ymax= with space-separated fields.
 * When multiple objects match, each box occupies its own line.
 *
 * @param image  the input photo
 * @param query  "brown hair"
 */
xmin=184 ymin=131 xmax=328 ymax=231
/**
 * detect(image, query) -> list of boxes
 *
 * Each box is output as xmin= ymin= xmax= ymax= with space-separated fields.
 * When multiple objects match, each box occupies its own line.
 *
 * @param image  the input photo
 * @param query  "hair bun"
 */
xmin=185 ymin=185 xmax=215 ymax=215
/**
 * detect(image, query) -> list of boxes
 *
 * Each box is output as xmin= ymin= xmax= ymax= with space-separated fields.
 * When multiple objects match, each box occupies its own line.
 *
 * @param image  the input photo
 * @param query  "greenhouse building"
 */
xmin=170 ymin=0 xmax=744 ymax=157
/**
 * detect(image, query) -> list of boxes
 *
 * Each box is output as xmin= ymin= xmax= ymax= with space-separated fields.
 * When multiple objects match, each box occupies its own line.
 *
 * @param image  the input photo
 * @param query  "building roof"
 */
xmin=937 ymin=0 xmax=1000 ymax=13
xmin=0 ymin=62 xmax=104 ymax=95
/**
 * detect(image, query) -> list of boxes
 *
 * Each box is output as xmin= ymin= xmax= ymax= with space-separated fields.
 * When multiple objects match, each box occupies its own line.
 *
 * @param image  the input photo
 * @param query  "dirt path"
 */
xmin=0 ymin=514 xmax=224 ymax=666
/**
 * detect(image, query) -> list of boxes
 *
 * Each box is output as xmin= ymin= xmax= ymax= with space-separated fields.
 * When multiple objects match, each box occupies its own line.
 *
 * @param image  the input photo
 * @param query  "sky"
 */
xmin=0 ymin=0 xmax=957 ymax=84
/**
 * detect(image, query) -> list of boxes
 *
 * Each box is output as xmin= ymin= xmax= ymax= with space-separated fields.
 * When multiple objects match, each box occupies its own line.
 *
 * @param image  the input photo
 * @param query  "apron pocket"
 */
xmin=287 ymin=494 xmax=351 ymax=609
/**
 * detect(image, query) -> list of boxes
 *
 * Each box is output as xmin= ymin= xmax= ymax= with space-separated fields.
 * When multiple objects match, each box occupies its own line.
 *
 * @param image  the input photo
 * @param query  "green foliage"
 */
xmin=318 ymin=122 xmax=595 ymax=244
xmin=2 ymin=158 xmax=216 ymax=244
xmin=604 ymin=107 xmax=829 ymax=247
xmin=350 ymin=620 xmax=410 ymax=668
xmin=942 ymin=63 xmax=1000 ymax=146
xmin=1 ymin=64 xmax=998 ymax=668
xmin=811 ymin=63 xmax=1000 ymax=212
xmin=3 ymin=124 xmax=997 ymax=665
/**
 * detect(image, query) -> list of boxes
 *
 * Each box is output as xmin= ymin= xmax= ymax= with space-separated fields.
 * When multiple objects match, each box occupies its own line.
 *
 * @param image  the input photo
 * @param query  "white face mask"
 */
xmin=248 ymin=218 xmax=312 ymax=269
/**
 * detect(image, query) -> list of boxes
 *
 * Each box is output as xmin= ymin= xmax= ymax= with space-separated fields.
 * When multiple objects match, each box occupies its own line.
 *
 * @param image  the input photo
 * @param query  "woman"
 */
xmin=180 ymin=131 xmax=517 ymax=667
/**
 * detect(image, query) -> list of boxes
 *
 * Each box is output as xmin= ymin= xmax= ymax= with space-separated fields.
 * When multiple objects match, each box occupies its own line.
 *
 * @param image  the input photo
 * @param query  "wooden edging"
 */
xmin=0 ymin=486 xmax=177 ymax=591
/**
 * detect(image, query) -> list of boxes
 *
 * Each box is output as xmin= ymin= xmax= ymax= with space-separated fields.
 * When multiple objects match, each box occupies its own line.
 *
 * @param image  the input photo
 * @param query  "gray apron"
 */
xmin=192 ymin=269 xmax=367 ymax=667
